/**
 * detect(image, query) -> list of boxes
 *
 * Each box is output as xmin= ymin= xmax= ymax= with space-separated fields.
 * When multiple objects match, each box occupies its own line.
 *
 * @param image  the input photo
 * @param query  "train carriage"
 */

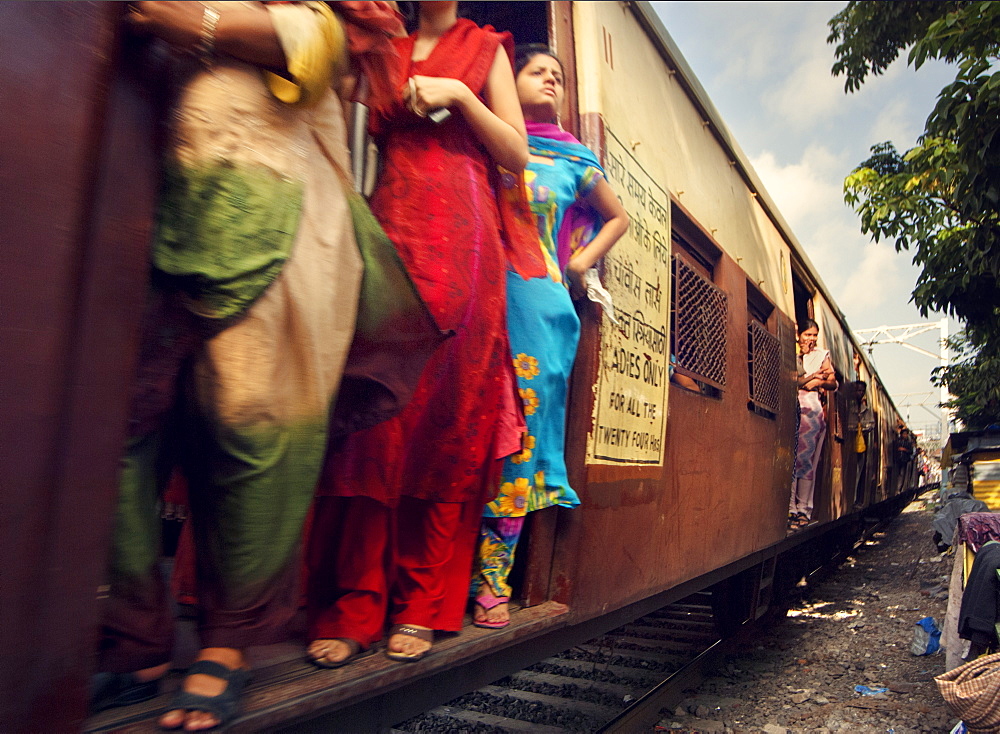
xmin=0 ymin=2 xmax=919 ymax=731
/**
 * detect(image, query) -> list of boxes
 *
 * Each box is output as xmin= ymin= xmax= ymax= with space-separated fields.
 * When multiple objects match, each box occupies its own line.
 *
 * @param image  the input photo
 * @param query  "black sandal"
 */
xmin=160 ymin=660 xmax=250 ymax=731
xmin=308 ymin=638 xmax=373 ymax=669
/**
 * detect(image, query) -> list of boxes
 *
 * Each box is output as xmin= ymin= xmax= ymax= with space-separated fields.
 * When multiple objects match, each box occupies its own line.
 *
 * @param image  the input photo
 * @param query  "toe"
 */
xmin=311 ymin=639 xmax=351 ymax=664
xmin=487 ymin=603 xmax=509 ymax=624
xmin=159 ymin=709 xmax=185 ymax=729
xmin=388 ymin=625 xmax=432 ymax=656
xmin=185 ymin=710 xmax=220 ymax=731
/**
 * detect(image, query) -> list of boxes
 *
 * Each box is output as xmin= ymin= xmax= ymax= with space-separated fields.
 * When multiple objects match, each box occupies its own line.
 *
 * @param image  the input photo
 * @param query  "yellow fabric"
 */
xmin=264 ymin=1 xmax=346 ymax=108
xmin=973 ymin=456 xmax=1000 ymax=510
xmin=855 ymin=423 xmax=866 ymax=453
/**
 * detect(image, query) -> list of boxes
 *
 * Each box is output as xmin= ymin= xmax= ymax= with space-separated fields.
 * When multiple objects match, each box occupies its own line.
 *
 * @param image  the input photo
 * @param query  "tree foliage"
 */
xmin=831 ymin=1 xmax=1000 ymax=348
xmin=933 ymin=332 xmax=1000 ymax=430
xmin=830 ymin=1 xmax=1000 ymax=428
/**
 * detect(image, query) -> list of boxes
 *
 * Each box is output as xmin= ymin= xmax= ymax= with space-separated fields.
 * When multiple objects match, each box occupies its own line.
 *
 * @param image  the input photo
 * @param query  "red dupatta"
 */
xmin=371 ymin=19 xmax=546 ymax=282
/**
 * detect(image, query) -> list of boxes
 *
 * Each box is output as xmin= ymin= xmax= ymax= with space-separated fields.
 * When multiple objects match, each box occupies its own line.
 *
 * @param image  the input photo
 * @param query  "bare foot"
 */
xmin=473 ymin=578 xmax=510 ymax=627
xmin=307 ymin=638 xmax=355 ymax=666
xmin=158 ymin=647 xmax=247 ymax=731
xmin=387 ymin=624 xmax=432 ymax=658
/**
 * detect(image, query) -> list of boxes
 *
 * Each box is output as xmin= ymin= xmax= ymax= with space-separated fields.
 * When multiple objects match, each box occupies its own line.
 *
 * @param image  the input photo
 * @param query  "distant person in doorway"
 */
xmin=789 ymin=319 xmax=837 ymax=530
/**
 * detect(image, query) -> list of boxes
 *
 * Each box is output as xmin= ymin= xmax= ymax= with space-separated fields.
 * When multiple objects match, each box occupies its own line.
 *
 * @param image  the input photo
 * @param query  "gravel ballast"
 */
xmin=659 ymin=500 xmax=961 ymax=734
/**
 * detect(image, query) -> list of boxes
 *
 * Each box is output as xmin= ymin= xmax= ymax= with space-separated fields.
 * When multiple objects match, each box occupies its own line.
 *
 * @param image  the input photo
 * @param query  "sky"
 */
xmin=649 ymin=1 xmax=959 ymax=439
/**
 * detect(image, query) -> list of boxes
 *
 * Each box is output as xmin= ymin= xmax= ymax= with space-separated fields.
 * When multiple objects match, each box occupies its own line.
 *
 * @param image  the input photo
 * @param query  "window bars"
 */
xmin=672 ymin=256 xmax=727 ymax=389
xmin=747 ymin=319 xmax=780 ymax=414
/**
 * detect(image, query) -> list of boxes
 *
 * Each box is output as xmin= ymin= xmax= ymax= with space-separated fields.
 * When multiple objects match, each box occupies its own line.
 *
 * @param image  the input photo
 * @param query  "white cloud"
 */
xmin=749 ymin=146 xmax=918 ymax=316
xmin=751 ymin=146 xmax=844 ymax=228
xmin=839 ymin=242 xmax=905 ymax=312
xmin=764 ymin=33 xmax=848 ymax=128
xmin=867 ymin=95 xmax=919 ymax=149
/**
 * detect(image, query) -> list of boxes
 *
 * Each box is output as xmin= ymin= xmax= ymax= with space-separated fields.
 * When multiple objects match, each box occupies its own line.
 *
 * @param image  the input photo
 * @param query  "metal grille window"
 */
xmin=672 ymin=256 xmax=727 ymax=388
xmin=747 ymin=319 xmax=780 ymax=415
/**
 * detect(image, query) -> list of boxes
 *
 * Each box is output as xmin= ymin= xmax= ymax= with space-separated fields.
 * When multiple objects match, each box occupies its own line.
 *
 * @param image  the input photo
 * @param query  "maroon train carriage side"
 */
xmin=0 ymin=3 xmax=919 ymax=731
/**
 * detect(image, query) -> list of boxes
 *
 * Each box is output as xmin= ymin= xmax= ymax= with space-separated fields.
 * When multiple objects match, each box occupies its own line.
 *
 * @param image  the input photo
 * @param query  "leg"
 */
xmin=800 ymin=428 xmax=826 ymax=520
xmin=100 ymin=284 xmax=201 ymax=677
xmin=163 ymin=227 xmax=359 ymax=727
xmin=164 ymin=377 xmax=328 ymax=728
xmin=306 ymin=496 xmax=390 ymax=665
xmin=100 ymin=431 xmax=174 ymax=674
xmin=388 ymin=498 xmax=473 ymax=659
xmin=472 ymin=516 xmax=525 ymax=628
xmin=94 ymin=431 xmax=174 ymax=712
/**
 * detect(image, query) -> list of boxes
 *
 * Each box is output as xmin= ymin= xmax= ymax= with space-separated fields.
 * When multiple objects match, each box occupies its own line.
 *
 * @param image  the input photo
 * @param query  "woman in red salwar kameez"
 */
xmin=306 ymin=1 xmax=537 ymax=665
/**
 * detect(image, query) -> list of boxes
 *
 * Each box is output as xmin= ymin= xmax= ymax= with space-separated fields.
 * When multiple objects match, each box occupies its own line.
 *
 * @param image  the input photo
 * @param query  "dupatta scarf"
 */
xmin=369 ymin=19 xmax=546 ymax=289
xmin=525 ymin=121 xmax=606 ymax=272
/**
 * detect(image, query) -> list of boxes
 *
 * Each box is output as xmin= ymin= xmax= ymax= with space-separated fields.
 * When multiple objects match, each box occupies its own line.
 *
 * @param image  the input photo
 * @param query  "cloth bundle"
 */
xmin=936 ymin=651 xmax=1000 ymax=733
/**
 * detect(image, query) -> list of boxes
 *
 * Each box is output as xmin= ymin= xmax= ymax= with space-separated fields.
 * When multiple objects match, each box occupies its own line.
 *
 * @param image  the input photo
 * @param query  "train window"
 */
xmin=669 ymin=202 xmax=726 ymax=395
xmin=792 ymin=271 xmax=814 ymax=324
xmin=671 ymin=256 xmax=727 ymax=392
xmin=746 ymin=281 xmax=779 ymax=419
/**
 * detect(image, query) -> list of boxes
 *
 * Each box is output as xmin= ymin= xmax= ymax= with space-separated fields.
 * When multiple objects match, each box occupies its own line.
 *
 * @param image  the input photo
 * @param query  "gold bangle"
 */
xmin=198 ymin=4 xmax=221 ymax=66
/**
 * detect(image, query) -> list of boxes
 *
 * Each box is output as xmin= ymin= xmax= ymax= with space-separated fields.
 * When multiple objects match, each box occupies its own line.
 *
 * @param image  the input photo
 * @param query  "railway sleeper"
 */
xmin=529 ymin=657 xmax=663 ymax=687
xmin=597 ymin=632 xmax=711 ymax=653
xmin=394 ymin=706 xmax=568 ymax=733
xmin=567 ymin=643 xmax=689 ymax=669
xmin=400 ymin=689 xmax=612 ymax=732
xmin=621 ymin=622 xmax=719 ymax=641
xmin=462 ymin=686 xmax=619 ymax=730
xmin=508 ymin=670 xmax=635 ymax=708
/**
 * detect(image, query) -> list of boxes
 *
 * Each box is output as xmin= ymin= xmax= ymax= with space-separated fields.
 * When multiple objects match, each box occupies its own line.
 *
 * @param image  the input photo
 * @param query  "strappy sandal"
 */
xmin=385 ymin=624 xmax=433 ymax=663
xmin=473 ymin=594 xmax=511 ymax=629
xmin=159 ymin=660 xmax=250 ymax=731
xmin=308 ymin=638 xmax=373 ymax=669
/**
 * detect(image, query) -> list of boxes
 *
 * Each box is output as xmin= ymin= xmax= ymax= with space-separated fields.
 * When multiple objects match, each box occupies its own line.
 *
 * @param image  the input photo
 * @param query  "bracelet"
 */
xmin=197 ymin=4 xmax=221 ymax=66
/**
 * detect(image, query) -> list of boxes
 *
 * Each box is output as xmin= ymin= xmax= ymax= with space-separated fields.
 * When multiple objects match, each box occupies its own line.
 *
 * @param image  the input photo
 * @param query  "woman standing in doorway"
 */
xmin=789 ymin=319 xmax=838 ymax=529
xmin=307 ymin=1 xmax=542 ymax=666
xmin=470 ymin=46 xmax=629 ymax=629
xmin=94 ymin=2 xmax=400 ymax=728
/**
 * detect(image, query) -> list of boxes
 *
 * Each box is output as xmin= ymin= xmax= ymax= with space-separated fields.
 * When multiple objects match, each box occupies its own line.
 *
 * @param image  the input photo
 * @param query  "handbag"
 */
xmin=855 ymin=423 xmax=867 ymax=453
xmin=935 ymin=651 xmax=1000 ymax=733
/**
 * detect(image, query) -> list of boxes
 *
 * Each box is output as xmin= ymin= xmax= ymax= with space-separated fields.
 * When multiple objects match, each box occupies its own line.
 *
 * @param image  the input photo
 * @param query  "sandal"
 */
xmin=385 ymin=624 xmax=433 ymax=663
xmin=473 ymin=594 xmax=511 ymax=630
xmin=90 ymin=671 xmax=160 ymax=713
xmin=307 ymin=638 xmax=372 ymax=669
xmin=790 ymin=513 xmax=810 ymax=530
xmin=159 ymin=660 xmax=250 ymax=731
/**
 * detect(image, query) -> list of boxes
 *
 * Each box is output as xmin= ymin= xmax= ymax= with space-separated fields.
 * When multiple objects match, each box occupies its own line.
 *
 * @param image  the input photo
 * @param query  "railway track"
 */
xmin=393 ymin=592 xmax=741 ymax=733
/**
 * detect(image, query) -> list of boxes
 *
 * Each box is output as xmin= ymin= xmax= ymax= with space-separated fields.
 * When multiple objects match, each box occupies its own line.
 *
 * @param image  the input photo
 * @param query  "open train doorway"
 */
xmin=789 ymin=269 xmax=835 ymax=526
xmin=460 ymin=1 xmax=549 ymax=44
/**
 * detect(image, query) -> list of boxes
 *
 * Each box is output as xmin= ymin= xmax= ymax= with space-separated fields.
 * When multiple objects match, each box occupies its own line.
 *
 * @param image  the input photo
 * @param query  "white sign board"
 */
xmin=587 ymin=128 xmax=670 ymax=466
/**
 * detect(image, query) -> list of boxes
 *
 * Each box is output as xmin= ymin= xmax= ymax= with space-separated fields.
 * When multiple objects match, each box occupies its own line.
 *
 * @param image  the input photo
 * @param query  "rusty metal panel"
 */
xmin=0 ymin=3 xmax=155 ymax=729
xmin=555 ymin=247 xmax=796 ymax=620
